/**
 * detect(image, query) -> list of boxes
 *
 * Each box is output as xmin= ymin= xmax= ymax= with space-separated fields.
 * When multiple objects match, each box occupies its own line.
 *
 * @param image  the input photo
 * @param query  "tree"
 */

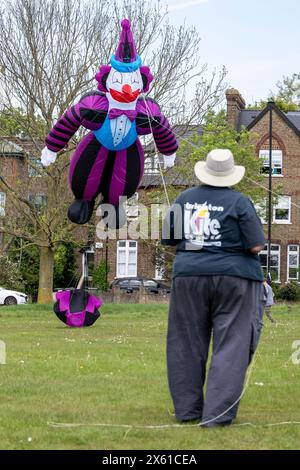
xmin=0 ymin=0 xmax=227 ymax=303
xmin=53 ymin=243 xmax=77 ymax=290
xmin=181 ymin=111 xmax=267 ymax=202
xmin=8 ymin=242 xmax=40 ymax=301
xmin=247 ymin=72 xmax=300 ymax=111
xmin=92 ymin=260 xmax=110 ymax=292
xmin=276 ymin=73 xmax=300 ymax=107
xmin=147 ymin=111 xmax=267 ymax=204
xmin=247 ymin=98 xmax=299 ymax=113
xmin=0 ymin=107 xmax=45 ymax=137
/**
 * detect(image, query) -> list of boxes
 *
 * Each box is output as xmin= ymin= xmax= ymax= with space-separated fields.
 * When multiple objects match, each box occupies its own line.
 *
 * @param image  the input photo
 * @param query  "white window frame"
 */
xmin=273 ymin=196 xmax=291 ymax=224
xmin=259 ymin=149 xmax=283 ymax=177
xmin=116 ymin=240 xmax=138 ymax=278
xmin=144 ymin=153 xmax=163 ymax=175
xmin=259 ymin=244 xmax=281 ymax=283
xmin=287 ymin=245 xmax=299 ymax=282
xmin=0 ymin=192 xmax=6 ymax=217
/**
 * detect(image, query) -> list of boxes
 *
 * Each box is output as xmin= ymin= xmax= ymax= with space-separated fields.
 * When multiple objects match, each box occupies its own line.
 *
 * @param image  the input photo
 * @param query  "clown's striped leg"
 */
xmin=98 ymin=140 xmax=144 ymax=229
xmin=68 ymin=133 xmax=109 ymax=224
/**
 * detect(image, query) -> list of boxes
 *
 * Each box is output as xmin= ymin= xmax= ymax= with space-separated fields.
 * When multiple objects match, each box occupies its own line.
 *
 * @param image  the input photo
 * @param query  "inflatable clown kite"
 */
xmin=41 ymin=19 xmax=178 ymax=226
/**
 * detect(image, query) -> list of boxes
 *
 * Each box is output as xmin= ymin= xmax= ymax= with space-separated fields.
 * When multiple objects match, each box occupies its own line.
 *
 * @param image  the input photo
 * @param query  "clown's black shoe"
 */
xmin=68 ymin=199 xmax=95 ymax=225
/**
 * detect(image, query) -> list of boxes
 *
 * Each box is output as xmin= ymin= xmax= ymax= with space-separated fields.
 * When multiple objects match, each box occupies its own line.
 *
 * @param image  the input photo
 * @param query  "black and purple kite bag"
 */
xmin=54 ymin=289 xmax=102 ymax=327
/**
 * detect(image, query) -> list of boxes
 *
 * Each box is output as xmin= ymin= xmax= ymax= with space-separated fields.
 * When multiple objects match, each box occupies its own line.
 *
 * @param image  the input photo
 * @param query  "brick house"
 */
xmin=226 ymin=88 xmax=300 ymax=283
xmin=0 ymin=137 xmax=51 ymax=249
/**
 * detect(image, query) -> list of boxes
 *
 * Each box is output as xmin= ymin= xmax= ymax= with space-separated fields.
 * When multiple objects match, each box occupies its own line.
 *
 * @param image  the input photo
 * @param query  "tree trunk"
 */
xmin=37 ymin=246 xmax=54 ymax=304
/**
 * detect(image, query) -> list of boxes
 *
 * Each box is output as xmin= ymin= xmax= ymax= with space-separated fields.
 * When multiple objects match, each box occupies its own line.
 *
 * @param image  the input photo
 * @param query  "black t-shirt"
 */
xmin=161 ymin=185 xmax=265 ymax=281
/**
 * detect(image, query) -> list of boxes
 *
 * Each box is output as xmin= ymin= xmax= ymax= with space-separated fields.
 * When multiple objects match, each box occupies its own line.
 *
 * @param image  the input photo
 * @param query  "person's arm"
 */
xmin=237 ymin=197 xmax=266 ymax=253
xmin=249 ymin=245 xmax=265 ymax=254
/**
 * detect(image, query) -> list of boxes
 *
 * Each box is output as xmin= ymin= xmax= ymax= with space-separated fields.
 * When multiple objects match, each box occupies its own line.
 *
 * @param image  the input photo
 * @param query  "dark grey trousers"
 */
xmin=167 ymin=275 xmax=264 ymax=424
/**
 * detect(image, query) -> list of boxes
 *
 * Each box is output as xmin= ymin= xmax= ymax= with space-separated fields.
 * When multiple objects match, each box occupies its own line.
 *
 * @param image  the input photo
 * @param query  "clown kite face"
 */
xmin=106 ymin=68 xmax=143 ymax=104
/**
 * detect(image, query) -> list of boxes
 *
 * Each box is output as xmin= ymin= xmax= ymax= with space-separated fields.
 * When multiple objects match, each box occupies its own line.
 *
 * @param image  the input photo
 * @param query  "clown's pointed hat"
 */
xmin=110 ymin=19 xmax=142 ymax=72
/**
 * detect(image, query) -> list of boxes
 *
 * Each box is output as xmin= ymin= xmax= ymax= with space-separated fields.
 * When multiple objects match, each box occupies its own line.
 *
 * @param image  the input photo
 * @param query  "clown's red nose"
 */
xmin=122 ymin=84 xmax=132 ymax=94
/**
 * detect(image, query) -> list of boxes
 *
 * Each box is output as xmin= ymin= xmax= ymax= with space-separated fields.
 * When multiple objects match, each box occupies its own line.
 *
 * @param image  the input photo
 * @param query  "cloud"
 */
xmin=168 ymin=0 xmax=209 ymax=12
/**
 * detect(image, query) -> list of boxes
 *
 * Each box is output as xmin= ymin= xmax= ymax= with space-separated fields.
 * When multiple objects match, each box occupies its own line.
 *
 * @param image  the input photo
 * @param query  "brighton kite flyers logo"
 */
xmin=184 ymin=202 xmax=223 ymax=247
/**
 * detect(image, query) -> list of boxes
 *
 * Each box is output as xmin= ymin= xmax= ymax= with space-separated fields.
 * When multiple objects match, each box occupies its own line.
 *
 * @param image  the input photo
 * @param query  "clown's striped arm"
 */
xmin=45 ymin=104 xmax=82 ymax=152
xmin=152 ymin=114 xmax=178 ymax=156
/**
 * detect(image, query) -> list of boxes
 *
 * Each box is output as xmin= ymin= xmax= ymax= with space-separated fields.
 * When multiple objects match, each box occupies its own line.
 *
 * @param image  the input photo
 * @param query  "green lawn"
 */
xmin=0 ymin=302 xmax=300 ymax=450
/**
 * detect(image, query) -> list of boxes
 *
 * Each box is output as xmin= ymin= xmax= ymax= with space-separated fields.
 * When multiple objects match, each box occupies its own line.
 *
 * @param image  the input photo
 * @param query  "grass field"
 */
xmin=0 ymin=302 xmax=300 ymax=450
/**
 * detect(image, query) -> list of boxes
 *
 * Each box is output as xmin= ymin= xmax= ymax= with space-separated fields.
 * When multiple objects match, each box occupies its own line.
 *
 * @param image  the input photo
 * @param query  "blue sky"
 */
xmin=161 ymin=0 xmax=300 ymax=105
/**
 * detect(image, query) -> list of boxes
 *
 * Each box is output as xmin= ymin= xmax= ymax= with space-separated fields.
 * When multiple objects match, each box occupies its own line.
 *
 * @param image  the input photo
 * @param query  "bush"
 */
xmin=54 ymin=243 xmax=76 ymax=289
xmin=92 ymin=260 xmax=109 ymax=292
xmin=0 ymin=256 xmax=25 ymax=291
xmin=277 ymin=282 xmax=300 ymax=302
xmin=8 ymin=243 xmax=39 ymax=301
xmin=270 ymin=281 xmax=280 ymax=300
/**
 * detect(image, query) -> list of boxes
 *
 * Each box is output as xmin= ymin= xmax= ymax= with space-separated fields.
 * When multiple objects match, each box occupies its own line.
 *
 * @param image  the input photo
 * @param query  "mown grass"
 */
xmin=0 ymin=302 xmax=300 ymax=450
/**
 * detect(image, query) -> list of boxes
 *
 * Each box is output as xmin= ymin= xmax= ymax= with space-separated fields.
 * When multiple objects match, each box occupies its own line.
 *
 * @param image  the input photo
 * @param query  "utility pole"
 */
xmin=267 ymin=101 xmax=274 ymax=283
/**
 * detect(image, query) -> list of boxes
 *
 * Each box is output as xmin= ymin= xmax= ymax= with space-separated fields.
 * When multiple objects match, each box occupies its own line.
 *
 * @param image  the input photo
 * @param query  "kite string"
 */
xmin=47 ymin=349 xmax=263 ymax=430
xmin=47 ymin=420 xmax=300 ymax=430
xmin=136 ymin=101 xmax=300 ymax=256
xmin=141 ymin=95 xmax=170 ymax=207
xmin=140 ymin=105 xmax=300 ymax=212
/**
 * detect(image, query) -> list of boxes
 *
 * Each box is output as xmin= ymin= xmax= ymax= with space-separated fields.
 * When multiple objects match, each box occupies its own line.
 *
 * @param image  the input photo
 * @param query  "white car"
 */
xmin=0 ymin=287 xmax=28 ymax=305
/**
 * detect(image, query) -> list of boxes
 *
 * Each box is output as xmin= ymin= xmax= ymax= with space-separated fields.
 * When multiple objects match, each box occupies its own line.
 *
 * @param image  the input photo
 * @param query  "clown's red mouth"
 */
xmin=110 ymin=86 xmax=140 ymax=103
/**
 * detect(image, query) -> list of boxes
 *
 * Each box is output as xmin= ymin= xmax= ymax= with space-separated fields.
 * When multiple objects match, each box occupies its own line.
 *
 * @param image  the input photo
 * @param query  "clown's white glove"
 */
xmin=163 ymin=153 xmax=176 ymax=169
xmin=41 ymin=147 xmax=57 ymax=167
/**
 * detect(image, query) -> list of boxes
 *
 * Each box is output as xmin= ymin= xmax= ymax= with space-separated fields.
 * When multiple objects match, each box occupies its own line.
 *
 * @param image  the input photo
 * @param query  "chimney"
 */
xmin=226 ymin=88 xmax=245 ymax=128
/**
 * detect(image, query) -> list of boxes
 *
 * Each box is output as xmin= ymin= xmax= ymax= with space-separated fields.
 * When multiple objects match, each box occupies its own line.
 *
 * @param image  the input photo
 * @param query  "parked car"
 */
xmin=0 ymin=287 xmax=28 ymax=305
xmin=110 ymin=277 xmax=171 ymax=294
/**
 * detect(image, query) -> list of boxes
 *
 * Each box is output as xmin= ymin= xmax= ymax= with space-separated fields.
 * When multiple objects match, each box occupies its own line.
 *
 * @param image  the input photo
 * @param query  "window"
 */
xmin=144 ymin=153 xmax=163 ymax=174
xmin=116 ymin=240 xmax=137 ymax=277
xmin=259 ymin=149 xmax=283 ymax=176
xmin=126 ymin=192 xmax=139 ymax=218
xmin=259 ymin=244 xmax=280 ymax=282
xmin=287 ymin=245 xmax=299 ymax=281
xmin=255 ymin=196 xmax=291 ymax=224
xmin=273 ymin=196 xmax=291 ymax=224
xmin=28 ymin=156 xmax=43 ymax=177
xmin=0 ymin=192 xmax=6 ymax=217
xmin=28 ymin=193 xmax=47 ymax=212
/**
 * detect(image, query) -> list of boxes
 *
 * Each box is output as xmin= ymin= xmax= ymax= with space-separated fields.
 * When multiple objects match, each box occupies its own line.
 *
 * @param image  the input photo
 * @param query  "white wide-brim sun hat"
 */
xmin=194 ymin=149 xmax=245 ymax=187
